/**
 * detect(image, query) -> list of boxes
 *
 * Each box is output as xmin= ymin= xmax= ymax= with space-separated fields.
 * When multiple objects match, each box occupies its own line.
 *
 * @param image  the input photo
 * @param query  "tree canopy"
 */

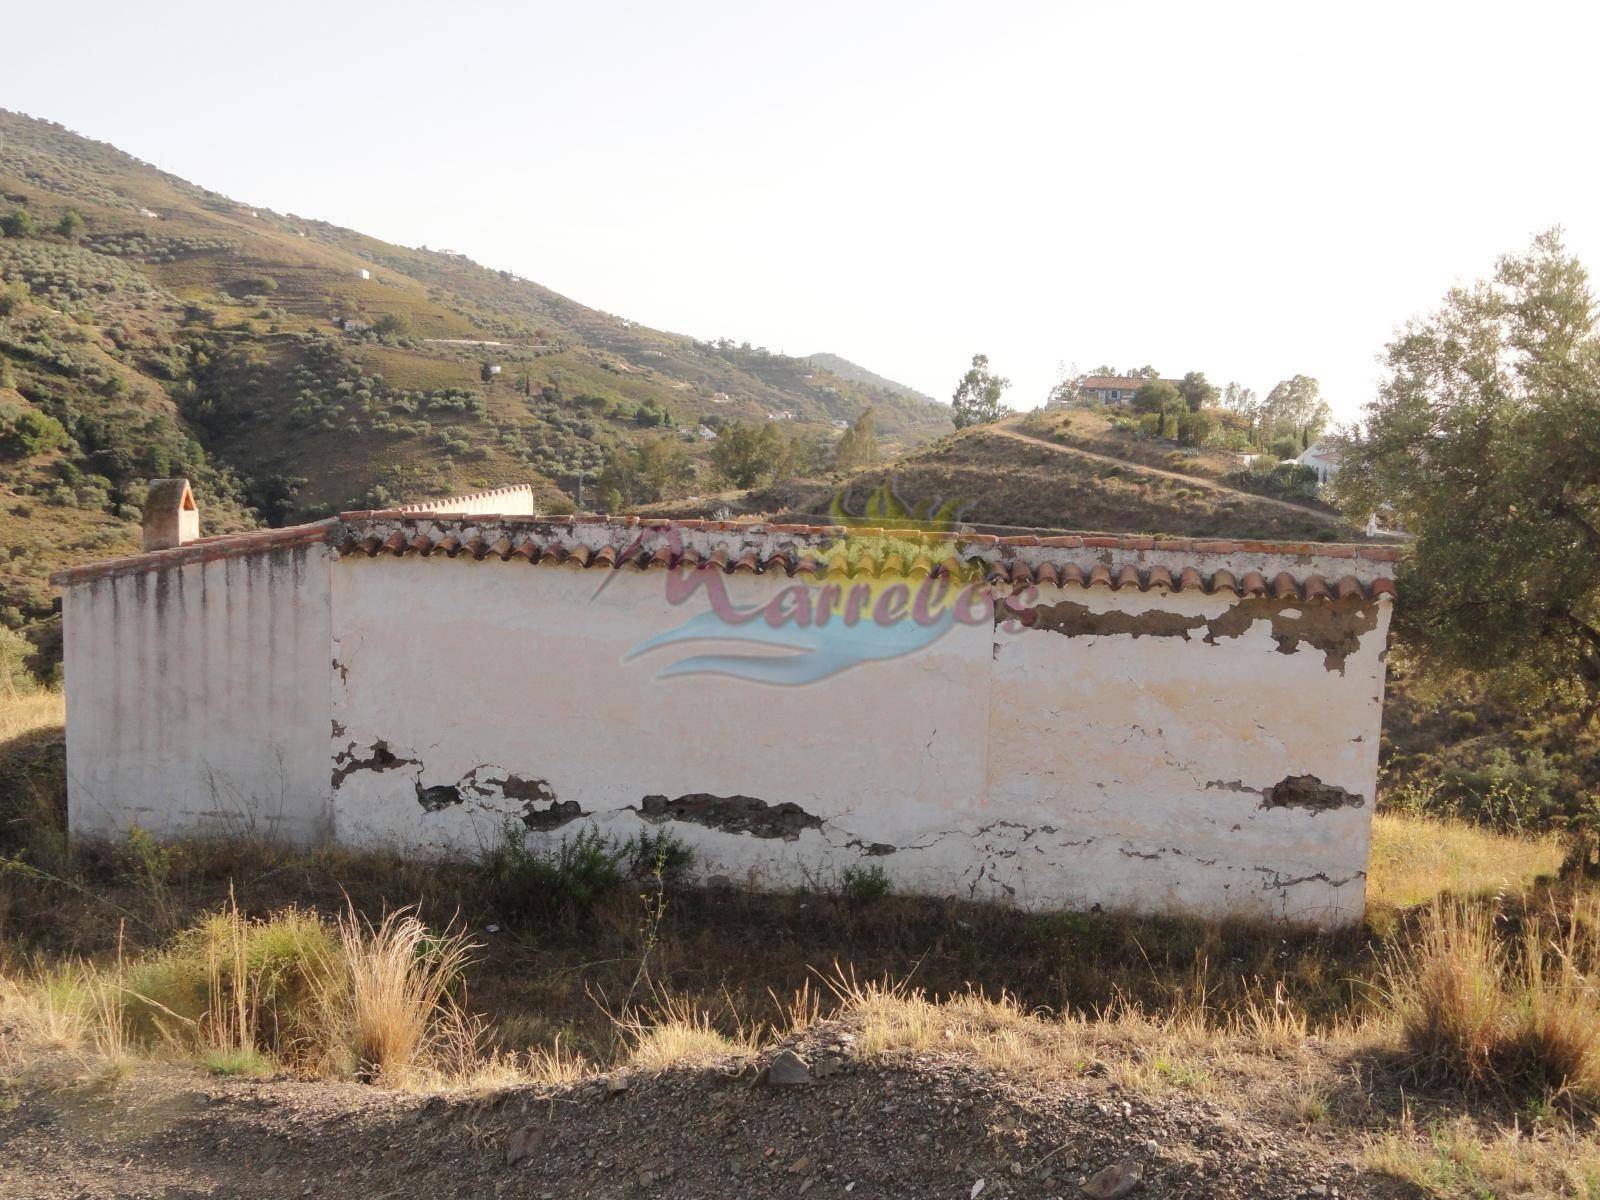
xmin=1334 ymin=230 xmax=1600 ymax=714
xmin=951 ymin=354 xmax=1008 ymax=428
xmin=1259 ymin=375 xmax=1329 ymax=448
xmin=1131 ymin=379 xmax=1183 ymax=414
xmin=832 ymin=406 xmax=880 ymax=473
xmin=1177 ymin=371 xmax=1218 ymax=413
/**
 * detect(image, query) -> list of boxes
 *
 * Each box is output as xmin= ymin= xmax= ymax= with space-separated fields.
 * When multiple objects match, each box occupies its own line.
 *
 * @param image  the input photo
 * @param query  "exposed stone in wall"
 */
xmin=1011 ymin=595 xmax=1380 ymax=671
xmin=639 ymin=793 xmax=823 ymax=840
xmin=1261 ymin=774 xmax=1364 ymax=813
xmin=332 ymin=743 xmax=578 ymax=827
xmin=1204 ymin=773 xmax=1365 ymax=813
xmin=331 ymin=740 xmax=418 ymax=788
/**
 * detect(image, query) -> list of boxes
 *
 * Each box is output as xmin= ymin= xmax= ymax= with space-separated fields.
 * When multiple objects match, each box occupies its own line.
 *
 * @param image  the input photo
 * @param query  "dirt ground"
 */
xmin=1 ymin=1021 xmax=1406 ymax=1200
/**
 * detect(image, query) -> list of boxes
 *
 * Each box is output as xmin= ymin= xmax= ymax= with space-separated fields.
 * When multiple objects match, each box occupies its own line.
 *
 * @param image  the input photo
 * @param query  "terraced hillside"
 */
xmin=0 ymin=110 xmax=950 ymax=630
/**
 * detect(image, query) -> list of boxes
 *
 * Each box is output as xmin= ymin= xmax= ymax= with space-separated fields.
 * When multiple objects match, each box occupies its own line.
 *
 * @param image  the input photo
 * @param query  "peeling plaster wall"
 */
xmin=60 ymin=529 xmax=1391 ymax=924
xmin=327 ymin=554 xmax=1390 ymax=925
xmin=62 ymin=546 xmax=334 ymax=844
xmin=986 ymin=587 xmax=1389 ymax=924
xmin=328 ymin=557 xmax=994 ymax=877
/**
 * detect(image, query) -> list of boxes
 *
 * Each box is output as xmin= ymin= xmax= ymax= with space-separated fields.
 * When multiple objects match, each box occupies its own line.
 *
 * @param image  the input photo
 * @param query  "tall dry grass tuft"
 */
xmin=2 ymin=902 xmax=489 ymax=1090
xmin=320 ymin=906 xmax=479 ymax=1086
xmin=615 ymin=990 xmax=759 ymax=1072
xmin=1384 ymin=900 xmax=1510 ymax=1087
xmin=1383 ymin=895 xmax=1600 ymax=1104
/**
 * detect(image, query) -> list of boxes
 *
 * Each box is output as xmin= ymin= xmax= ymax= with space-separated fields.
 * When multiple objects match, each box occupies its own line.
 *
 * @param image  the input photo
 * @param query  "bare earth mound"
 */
xmin=2 ymin=1023 xmax=1399 ymax=1200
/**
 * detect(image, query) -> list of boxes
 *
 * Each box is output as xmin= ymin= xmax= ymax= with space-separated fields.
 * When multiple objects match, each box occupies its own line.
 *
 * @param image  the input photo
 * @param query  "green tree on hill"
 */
xmin=711 ymin=421 xmax=791 ymax=489
xmin=1132 ymin=379 xmax=1182 ymax=415
xmin=1177 ymin=371 xmax=1218 ymax=413
xmin=55 ymin=208 xmax=84 ymax=241
xmin=1260 ymin=375 xmax=1329 ymax=447
xmin=0 ymin=409 xmax=68 ymax=459
xmin=951 ymin=354 xmax=1008 ymax=428
xmin=833 ymin=407 xmax=880 ymax=473
xmin=1336 ymin=230 xmax=1600 ymax=716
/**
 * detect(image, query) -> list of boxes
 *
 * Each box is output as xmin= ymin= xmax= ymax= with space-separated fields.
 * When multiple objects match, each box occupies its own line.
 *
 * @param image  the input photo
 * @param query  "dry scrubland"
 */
xmin=3 ymin=689 xmax=1600 ymax=1198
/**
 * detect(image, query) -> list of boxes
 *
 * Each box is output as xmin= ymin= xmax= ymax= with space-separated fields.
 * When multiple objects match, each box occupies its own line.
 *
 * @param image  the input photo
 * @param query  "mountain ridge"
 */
xmin=0 ymin=109 xmax=949 ymax=627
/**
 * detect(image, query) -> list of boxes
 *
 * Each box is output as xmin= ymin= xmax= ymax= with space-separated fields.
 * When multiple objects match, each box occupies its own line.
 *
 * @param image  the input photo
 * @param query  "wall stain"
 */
xmin=639 ymin=793 xmax=822 ymax=840
xmin=1009 ymin=595 xmax=1380 ymax=671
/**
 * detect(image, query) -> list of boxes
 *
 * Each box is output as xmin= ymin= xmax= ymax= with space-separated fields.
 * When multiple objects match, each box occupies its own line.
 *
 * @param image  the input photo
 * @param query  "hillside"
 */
xmin=650 ymin=414 xmax=1365 ymax=541
xmin=0 ymin=110 xmax=950 ymax=628
xmin=803 ymin=351 xmax=937 ymax=407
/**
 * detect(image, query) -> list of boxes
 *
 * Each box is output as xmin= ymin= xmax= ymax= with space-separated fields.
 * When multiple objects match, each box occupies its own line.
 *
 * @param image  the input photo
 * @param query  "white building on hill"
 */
xmin=1296 ymin=439 xmax=1341 ymax=483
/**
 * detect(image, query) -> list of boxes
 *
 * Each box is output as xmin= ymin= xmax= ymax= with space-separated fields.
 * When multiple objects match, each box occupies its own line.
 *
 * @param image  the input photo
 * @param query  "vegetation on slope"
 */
xmin=0 ymin=110 xmax=950 ymax=663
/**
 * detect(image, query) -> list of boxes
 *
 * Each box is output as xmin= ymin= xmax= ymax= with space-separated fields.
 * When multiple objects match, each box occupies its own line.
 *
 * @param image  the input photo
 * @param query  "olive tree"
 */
xmin=1334 ymin=230 xmax=1600 ymax=715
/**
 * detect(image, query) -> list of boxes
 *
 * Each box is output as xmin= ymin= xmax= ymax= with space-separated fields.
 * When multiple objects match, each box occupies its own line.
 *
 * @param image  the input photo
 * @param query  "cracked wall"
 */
xmin=327 ymin=555 xmax=1390 ymax=925
xmin=987 ymin=584 xmax=1388 ymax=923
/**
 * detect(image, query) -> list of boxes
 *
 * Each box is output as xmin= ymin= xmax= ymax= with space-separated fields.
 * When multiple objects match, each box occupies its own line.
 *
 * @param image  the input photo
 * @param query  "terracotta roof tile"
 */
xmin=50 ymin=512 xmax=1400 ymax=601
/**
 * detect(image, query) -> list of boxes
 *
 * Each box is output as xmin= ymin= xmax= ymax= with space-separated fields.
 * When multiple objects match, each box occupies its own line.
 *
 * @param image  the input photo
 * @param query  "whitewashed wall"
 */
xmin=986 ymin=587 xmax=1388 ymax=923
xmin=327 ymin=555 xmax=1390 ymax=925
xmin=63 ymin=545 xmax=334 ymax=844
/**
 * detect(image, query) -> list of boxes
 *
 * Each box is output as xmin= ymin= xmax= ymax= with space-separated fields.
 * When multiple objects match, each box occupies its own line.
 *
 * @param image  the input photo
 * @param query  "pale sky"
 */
xmin=8 ymin=1 xmax=1598 ymax=421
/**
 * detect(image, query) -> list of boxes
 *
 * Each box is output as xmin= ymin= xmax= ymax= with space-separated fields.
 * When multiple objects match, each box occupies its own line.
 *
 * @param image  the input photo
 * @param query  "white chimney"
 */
xmin=143 ymin=479 xmax=200 ymax=551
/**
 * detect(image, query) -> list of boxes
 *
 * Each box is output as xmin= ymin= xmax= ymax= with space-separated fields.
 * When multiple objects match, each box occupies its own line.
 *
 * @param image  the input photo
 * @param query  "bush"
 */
xmin=478 ymin=824 xmax=694 ymax=923
xmin=1226 ymin=461 xmax=1320 ymax=502
xmin=0 ymin=209 xmax=38 ymax=239
xmin=839 ymin=864 xmax=892 ymax=905
xmin=0 ymin=409 xmax=68 ymax=459
xmin=1176 ymin=409 xmax=1213 ymax=447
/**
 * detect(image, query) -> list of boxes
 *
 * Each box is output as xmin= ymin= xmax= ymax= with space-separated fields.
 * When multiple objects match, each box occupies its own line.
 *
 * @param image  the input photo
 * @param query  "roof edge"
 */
xmin=50 ymin=511 xmax=1402 ymax=590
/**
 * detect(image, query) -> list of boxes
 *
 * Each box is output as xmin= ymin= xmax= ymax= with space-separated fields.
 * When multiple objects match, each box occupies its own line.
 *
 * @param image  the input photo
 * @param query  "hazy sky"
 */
xmin=8 ymin=1 xmax=1598 ymax=420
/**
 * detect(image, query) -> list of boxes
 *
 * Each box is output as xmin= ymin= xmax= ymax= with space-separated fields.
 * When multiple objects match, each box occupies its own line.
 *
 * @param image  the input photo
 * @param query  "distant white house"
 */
xmin=1296 ymin=439 xmax=1341 ymax=483
xmin=767 ymin=410 xmax=793 ymax=421
xmin=831 ymin=419 xmax=850 ymax=430
xmin=356 ymin=268 xmax=371 ymax=281
xmin=341 ymin=318 xmax=371 ymax=333
xmin=138 ymin=207 xmax=160 ymax=219
xmin=696 ymin=425 xmax=718 ymax=441
xmin=711 ymin=392 xmax=731 ymax=404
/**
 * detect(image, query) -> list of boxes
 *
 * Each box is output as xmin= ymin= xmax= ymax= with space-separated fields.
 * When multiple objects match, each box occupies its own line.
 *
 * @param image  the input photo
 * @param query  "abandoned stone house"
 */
xmin=53 ymin=480 xmax=1397 ymax=926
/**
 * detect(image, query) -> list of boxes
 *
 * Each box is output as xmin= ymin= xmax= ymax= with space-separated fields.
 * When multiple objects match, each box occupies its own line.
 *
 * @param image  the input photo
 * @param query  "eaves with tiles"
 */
xmin=53 ymin=510 xmax=1399 ymax=604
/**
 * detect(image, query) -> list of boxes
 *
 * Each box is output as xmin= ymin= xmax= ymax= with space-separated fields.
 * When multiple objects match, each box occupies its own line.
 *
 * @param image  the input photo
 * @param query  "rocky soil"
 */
xmin=1 ymin=1024 xmax=1408 ymax=1200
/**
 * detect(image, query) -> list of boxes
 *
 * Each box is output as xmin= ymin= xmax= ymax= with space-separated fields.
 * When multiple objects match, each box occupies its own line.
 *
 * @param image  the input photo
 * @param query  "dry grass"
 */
xmin=0 ymin=685 xmax=62 ymax=743
xmin=1384 ymin=895 xmax=1600 ymax=1104
xmin=0 ymin=901 xmax=488 ymax=1090
xmin=1365 ymin=1114 xmax=1600 ymax=1199
xmin=325 ymin=907 xmax=480 ymax=1087
xmin=1369 ymin=813 xmax=1565 ymax=912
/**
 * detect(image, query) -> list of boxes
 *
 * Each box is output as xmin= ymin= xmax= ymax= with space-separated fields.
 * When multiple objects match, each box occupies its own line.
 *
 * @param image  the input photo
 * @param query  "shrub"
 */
xmin=0 ymin=409 xmax=68 ymax=459
xmin=478 ymin=824 xmax=694 ymax=922
xmin=0 ymin=209 xmax=37 ymax=239
xmin=839 ymin=864 xmax=892 ymax=905
xmin=1177 ymin=409 xmax=1213 ymax=447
